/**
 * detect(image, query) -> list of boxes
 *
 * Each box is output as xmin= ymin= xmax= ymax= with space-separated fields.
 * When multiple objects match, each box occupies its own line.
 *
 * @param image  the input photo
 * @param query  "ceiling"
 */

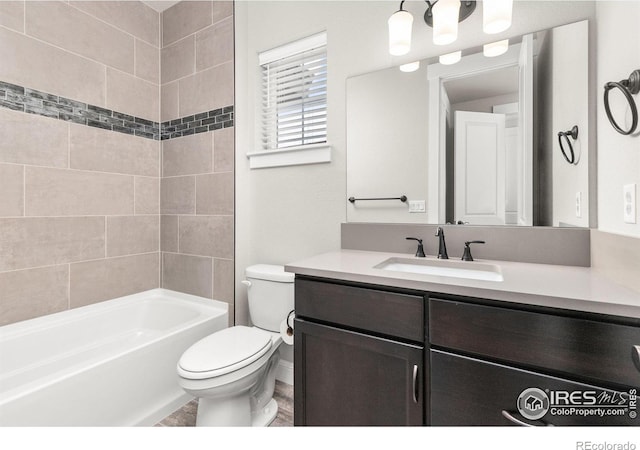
xmin=141 ymin=1 xmax=180 ymax=12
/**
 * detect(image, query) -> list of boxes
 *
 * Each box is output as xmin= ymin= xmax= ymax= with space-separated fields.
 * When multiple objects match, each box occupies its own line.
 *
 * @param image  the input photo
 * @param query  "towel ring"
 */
xmin=604 ymin=69 xmax=640 ymax=135
xmin=558 ymin=125 xmax=579 ymax=165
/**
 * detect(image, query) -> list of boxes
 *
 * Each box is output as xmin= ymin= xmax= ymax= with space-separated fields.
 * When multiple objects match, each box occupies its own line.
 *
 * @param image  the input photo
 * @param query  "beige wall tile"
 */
xmin=106 ymin=215 xmax=159 ymax=257
xmin=160 ymin=176 xmax=195 ymax=214
xmin=0 ymin=1 xmax=25 ymax=32
xmin=0 ymin=265 xmax=69 ymax=326
xmin=196 ymin=17 xmax=233 ymax=72
xmin=161 ymin=82 xmax=179 ymax=122
xmin=0 ymin=108 xmax=68 ymax=168
xmin=0 ymin=164 xmax=24 ymax=217
xmin=71 ymin=1 xmax=160 ymax=47
xmin=161 ymin=215 xmax=178 ymax=252
xmin=212 ymin=0 xmax=233 ymax=24
xmin=161 ymin=35 xmax=195 ymax=84
xmin=196 ymin=172 xmax=234 ymax=216
xmin=162 ymin=0 xmax=212 ymax=47
xmin=0 ymin=27 xmax=105 ymax=106
xmin=70 ymin=124 xmax=160 ymax=176
xmin=179 ymin=215 xmax=233 ymax=259
xmin=162 ymin=252 xmax=212 ymax=298
xmin=106 ymin=68 xmax=160 ymax=122
xmin=162 ymin=132 xmax=212 ymax=176
xmin=0 ymin=217 xmax=105 ymax=272
xmin=70 ymin=252 xmax=159 ymax=307
xmin=135 ymin=176 xmax=160 ymax=214
xmin=25 ymin=167 xmax=134 ymax=216
xmin=213 ymin=127 xmax=235 ymax=173
xmin=213 ymin=258 xmax=234 ymax=304
xmin=26 ymin=1 xmax=135 ymax=75
xmin=135 ymin=38 xmax=160 ymax=84
xmin=179 ymin=61 xmax=233 ymax=117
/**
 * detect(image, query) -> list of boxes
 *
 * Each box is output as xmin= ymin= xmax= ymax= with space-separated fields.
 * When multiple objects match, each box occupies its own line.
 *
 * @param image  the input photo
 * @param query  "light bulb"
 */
xmin=483 ymin=39 xmax=509 ymax=57
xmin=483 ymin=0 xmax=513 ymax=34
xmin=433 ymin=0 xmax=461 ymax=45
xmin=388 ymin=9 xmax=413 ymax=56
xmin=439 ymin=51 xmax=461 ymax=65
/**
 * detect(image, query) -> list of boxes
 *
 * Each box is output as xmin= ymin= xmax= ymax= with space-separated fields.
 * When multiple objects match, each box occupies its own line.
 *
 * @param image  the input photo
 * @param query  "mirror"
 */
xmin=347 ymin=20 xmax=592 ymax=227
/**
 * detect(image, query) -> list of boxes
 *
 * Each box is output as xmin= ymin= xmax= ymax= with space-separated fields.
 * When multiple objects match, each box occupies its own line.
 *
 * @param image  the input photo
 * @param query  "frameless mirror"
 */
xmin=347 ymin=20 xmax=593 ymax=227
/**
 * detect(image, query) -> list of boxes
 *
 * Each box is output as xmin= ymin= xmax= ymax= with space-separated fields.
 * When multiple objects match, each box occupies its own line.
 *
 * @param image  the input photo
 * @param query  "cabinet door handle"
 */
xmin=412 ymin=364 xmax=419 ymax=404
xmin=501 ymin=410 xmax=553 ymax=427
xmin=633 ymin=345 xmax=640 ymax=372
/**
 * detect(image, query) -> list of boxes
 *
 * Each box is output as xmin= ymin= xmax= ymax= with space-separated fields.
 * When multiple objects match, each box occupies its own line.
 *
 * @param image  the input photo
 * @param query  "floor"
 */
xmin=155 ymin=381 xmax=293 ymax=427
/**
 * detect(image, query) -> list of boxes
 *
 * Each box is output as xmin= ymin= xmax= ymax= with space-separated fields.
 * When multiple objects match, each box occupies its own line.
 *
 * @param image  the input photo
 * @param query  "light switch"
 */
xmin=624 ymin=184 xmax=636 ymax=224
xmin=408 ymin=200 xmax=426 ymax=213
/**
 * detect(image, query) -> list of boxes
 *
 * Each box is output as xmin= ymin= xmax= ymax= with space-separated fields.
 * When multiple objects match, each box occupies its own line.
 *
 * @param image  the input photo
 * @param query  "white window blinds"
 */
xmin=259 ymin=33 xmax=327 ymax=152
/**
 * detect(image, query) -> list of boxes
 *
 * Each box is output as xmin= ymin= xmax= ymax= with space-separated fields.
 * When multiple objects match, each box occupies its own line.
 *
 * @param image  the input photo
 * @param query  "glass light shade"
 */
xmin=483 ymin=39 xmax=509 ymax=57
xmin=432 ymin=0 xmax=461 ymax=45
xmin=483 ymin=0 xmax=513 ymax=34
xmin=388 ymin=9 xmax=413 ymax=56
xmin=439 ymin=51 xmax=461 ymax=65
xmin=399 ymin=61 xmax=420 ymax=72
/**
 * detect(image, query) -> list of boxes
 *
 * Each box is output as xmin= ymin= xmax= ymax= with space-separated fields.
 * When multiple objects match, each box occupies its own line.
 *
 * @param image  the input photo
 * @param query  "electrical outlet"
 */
xmin=624 ymin=184 xmax=637 ymax=224
xmin=408 ymin=200 xmax=426 ymax=213
xmin=575 ymin=192 xmax=582 ymax=218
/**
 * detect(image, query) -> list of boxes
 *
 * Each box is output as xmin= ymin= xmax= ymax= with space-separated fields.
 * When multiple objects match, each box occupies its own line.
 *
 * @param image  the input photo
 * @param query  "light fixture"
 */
xmin=483 ymin=0 xmax=513 ymax=34
xmin=483 ymin=39 xmax=509 ymax=57
xmin=439 ymin=51 xmax=462 ymax=65
xmin=400 ymin=61 xmax=421 ymax=72
xmin=388 ymin=1 xmax=413 ymax=56
xmin=432 ymin=0 xmax=461 ymax=45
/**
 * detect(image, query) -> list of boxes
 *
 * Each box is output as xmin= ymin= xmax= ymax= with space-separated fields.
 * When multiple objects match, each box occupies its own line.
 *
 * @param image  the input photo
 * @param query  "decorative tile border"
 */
xmin=0 ymin=80 xmax=233 ymax=142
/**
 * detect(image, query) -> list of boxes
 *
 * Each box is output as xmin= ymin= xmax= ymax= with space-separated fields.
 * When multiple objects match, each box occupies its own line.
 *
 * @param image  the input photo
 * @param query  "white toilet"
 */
xmin=177 ymin=264 xmax=294 ymax=427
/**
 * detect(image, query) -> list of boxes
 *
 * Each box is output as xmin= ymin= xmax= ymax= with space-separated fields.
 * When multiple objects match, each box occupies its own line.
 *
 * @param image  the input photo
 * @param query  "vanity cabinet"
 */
xmin=294 ymin=277 xmax=426 ymax=426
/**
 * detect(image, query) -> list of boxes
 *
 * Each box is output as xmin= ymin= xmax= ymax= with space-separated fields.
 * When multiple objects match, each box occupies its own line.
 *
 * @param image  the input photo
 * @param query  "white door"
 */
xmin=455 ymin=111 xmax=506 ymax=225
xmin=518 ymin=34 xmax=534 ymax=226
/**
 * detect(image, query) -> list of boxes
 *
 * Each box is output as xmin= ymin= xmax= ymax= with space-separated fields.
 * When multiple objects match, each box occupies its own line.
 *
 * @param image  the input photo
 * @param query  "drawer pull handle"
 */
xmin=633 ymin=345 xmax=640 ymax=372
xmin=501 ymin=410 xmax=553 ymax=427
xmin=412 ymin=365 xmax=419 ymax=404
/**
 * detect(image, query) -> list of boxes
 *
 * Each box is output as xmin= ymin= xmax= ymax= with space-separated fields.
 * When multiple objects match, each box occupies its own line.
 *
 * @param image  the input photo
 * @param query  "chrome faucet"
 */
xmin=435 ymin=227 xmax=448 ymax=259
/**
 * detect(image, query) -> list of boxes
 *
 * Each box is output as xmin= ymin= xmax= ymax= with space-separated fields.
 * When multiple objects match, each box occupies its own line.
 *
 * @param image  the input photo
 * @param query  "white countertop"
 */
xmin=285 ymin=250 xmax=640 ymax=320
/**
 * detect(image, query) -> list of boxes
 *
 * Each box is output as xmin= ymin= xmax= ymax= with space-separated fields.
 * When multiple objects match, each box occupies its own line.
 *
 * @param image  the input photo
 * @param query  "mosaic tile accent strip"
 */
xmin=160 ymin=106 xmax=234 ymax=140
xmin=0 ymin=80 xmax=234 ymax=142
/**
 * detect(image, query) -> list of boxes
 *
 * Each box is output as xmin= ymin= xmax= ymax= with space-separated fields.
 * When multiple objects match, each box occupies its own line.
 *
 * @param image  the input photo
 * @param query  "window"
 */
xmin=248 ymin=32 xmax=330 ymax=169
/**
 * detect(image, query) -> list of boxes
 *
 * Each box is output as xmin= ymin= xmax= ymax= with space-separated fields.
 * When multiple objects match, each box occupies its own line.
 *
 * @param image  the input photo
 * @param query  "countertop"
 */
xmin=285 ymin=249 xmax=640 ymax=320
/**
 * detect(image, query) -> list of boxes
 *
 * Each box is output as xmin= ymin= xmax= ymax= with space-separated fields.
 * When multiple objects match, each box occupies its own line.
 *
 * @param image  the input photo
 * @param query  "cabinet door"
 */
xmin=294 ymin=318 xmax=424 ymax=426
xmin=431 ymin=350 xmax=637 ymax=426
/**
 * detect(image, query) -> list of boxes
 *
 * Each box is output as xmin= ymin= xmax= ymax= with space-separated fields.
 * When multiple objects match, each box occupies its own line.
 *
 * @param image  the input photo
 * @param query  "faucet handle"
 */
xmin=406 ymin=237 xmax=426 ymax=258
xmin=462 ymin=240 xmax=485 ymax=261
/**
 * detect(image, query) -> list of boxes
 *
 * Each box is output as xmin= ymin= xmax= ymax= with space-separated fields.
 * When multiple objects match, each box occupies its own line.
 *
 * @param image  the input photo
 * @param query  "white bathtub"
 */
xmin=0 ymin=289 xmax=228 ymax=426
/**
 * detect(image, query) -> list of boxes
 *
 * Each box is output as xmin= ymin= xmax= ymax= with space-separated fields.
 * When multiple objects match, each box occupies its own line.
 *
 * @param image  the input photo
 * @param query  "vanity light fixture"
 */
xmin=439 ymin=50 xmax=462 ymax=65
xmin=388 ymin=1 xmax=414 ymax=56
xmin=483 ymin=0 xmax=513 ymax=34
xmin=400 ymin=61 xmax=421 ymax=72
xmin=483 ymin=39 xmax=509 ymax=57
xmin=432 ymin=0 xmax=462 ymax=45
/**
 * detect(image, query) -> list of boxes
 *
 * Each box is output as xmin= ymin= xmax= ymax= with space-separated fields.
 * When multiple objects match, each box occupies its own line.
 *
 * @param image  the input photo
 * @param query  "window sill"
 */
xmin=246 ymin=144 xmax=331 ymax=169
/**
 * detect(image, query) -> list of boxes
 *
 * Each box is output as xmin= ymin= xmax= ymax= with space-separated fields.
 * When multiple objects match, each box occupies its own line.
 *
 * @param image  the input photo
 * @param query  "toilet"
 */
xmin=177 ymin=264 xmax=294 ymax=427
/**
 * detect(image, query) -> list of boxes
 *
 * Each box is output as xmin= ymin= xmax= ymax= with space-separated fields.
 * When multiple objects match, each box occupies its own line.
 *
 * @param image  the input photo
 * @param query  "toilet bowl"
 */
xmin=177 ymin=264 xmax=294 ymax=427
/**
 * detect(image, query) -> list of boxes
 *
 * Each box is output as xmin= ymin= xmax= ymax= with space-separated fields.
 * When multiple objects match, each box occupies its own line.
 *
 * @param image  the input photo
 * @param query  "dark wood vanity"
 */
xmin=293 ymin=275 xmax=640 ymax=426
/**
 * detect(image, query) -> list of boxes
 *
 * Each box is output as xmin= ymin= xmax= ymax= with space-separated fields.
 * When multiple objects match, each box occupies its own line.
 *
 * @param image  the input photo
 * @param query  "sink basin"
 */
xmin=374 ymin=257 xmax=504 ymax=282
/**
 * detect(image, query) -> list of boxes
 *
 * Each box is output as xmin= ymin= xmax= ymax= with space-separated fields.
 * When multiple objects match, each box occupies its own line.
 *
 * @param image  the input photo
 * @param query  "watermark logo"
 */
xmin=517 ymin=387 xmax=550 ymax=420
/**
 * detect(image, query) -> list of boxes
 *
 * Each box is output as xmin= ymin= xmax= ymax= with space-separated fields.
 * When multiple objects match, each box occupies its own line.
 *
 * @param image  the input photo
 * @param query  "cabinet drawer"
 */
xmin=430 ymin=298 xmax=640 ymax=387
xmin=295 ymin=278 xmax=424 ymax=343
xmin=431 ymin=350 xmax=636 ymax=426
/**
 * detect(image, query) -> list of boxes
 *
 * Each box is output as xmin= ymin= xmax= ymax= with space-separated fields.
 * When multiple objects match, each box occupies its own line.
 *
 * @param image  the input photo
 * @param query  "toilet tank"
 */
xmin=245 ymin=264 xmax=295 ymax=332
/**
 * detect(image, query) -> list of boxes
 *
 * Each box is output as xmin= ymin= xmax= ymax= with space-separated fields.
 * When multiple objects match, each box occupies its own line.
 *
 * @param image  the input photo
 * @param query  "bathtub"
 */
xmin=0 ymin=288 xmax=228 ymax=426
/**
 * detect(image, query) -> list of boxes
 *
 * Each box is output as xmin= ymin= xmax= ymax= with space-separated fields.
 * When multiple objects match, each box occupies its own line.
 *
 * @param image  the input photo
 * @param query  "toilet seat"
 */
xmin=178 ymin=326 xmax=272 ymax=380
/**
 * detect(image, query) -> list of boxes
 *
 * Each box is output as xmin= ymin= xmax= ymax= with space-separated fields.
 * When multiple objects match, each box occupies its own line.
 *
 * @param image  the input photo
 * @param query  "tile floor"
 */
xmin=155 ymin=381 xmax=293 ymax=426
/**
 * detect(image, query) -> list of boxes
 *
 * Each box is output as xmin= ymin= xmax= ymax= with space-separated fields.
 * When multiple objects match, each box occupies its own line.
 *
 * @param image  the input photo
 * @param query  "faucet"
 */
xmin=406 ymin=237 xmax=426 ymax=257
xmin=461 ymin=240 xmax=486 ymax=261
xmin=435 ymin=227 xmax=448 ymax=259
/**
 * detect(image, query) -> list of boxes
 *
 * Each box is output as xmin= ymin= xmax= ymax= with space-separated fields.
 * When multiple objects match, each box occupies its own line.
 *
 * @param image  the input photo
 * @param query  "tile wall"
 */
xmin=159 ymin=1 xmax=236 ymax=325
xmin=0 ymin=1 xmax=236 ymax=326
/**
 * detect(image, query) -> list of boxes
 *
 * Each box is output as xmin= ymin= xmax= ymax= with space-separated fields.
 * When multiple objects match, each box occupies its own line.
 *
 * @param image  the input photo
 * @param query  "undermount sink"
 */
xmin=374 ymin=257 xmax=504 ymax=282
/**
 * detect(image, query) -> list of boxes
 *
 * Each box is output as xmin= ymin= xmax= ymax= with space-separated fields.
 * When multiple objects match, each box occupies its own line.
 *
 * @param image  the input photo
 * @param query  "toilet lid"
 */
xmin=178 ymin=326 xmax=272 ymax=379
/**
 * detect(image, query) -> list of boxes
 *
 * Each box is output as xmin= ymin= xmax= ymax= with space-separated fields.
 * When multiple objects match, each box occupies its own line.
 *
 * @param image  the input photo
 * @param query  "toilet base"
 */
xmin=252 ymin=398 xmax=278 ymax=427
